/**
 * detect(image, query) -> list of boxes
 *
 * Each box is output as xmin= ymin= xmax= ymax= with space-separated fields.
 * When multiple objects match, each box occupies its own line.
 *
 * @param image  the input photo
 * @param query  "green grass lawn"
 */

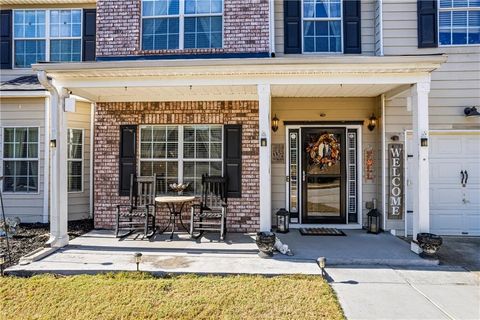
xmin=0 ymin=273 xmax=344 ymax=320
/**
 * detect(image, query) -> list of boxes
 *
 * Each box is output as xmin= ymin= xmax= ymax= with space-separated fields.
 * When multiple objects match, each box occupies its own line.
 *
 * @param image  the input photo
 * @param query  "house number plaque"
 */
xmin=388 ymin=143 xmax=404 ymax=219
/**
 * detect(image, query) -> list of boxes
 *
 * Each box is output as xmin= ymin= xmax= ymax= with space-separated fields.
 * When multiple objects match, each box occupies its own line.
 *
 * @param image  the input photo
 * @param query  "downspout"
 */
xmin=381 ymin=94 xmax=387 ymax=231
xmin=269 ymin=0 xmax=275 ymax=56
xmin=42 ymin=95 xmax=50 ymax=224
xmin=89 ymin=102 xmax=95 ymax=219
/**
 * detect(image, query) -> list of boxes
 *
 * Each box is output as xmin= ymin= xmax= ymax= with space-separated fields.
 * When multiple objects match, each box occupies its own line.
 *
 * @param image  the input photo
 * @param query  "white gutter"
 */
xmin=0 ymin=91 xmax=48 ymax=98
xmin=381 ymin=94 xmax=387 ymax=231
xmin=42 ymin=95 xmax=50 ymax=224
xmin=89 ymin=102 xmax=95 ymax=219
xmin=379 ymin=0 xmax=384 ymax=56
xmin=269 ymin=0 xmax=275 ymax=56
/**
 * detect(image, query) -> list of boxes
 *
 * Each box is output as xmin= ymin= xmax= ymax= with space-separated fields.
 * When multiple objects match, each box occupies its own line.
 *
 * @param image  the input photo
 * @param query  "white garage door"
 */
xmin=407 ymin=132 xmax=480 ymax=236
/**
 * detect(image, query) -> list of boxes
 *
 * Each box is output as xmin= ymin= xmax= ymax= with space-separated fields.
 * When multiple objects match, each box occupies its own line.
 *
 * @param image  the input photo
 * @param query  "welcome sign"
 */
xmin=388 ymin=144 xmax=404 ymax=219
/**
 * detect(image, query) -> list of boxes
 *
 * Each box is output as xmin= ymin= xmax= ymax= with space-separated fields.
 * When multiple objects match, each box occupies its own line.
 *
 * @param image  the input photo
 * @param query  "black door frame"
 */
xmin=301 ymin=127 xmax=347 ymax=224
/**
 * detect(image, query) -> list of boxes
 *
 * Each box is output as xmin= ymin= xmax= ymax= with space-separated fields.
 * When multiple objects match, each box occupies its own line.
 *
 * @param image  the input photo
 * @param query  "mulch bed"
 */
xmin=0 ymin=219 xmax=93 ymax=268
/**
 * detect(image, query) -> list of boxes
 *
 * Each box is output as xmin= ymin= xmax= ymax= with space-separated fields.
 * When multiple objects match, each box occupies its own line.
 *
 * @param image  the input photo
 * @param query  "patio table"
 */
xmin=155 ymin=195 xmax=195 ymax=241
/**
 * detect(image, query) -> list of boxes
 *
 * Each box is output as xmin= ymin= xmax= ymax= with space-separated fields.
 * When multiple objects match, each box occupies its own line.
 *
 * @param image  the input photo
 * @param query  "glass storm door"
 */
xmin=302 ymin=128 xmax=346 ymax=224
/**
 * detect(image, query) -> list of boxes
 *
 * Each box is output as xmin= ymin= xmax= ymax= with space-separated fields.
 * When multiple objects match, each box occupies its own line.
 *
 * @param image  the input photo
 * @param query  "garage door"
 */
xmin=407 ymin=132 xmax=480 ymax=236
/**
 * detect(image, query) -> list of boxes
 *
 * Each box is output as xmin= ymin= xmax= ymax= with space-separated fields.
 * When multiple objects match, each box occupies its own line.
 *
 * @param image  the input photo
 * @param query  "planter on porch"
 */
xmin=417 ymin=233 xmax=443 ymax=257
xmin=255 ymin=232 xmax=276 ymax=258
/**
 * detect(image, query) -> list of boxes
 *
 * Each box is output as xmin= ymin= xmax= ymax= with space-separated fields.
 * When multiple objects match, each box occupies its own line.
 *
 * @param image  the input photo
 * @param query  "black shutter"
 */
xmin=224 ymin=125 xmax=242 ymax=198
xmin=417 ymin=0 xmax=438 ymax=48
xmin=82 ymin=9 xmax=96 ymax=61
xmin=119 ymin=125 xmax=137 ymax=196
xmin=0 ymin=10 xmax=12 ymax=69
xmin=284 ymin=0 xmax=301 ymax=54
xmin=343 ymin=0 xmax=362 ymax=54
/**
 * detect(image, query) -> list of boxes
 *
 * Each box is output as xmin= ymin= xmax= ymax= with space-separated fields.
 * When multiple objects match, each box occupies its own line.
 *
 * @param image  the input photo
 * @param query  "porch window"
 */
xmin=139 ymin=125 xmax=223 ymax=194
xmin=2 ymin=127 xmax=39 ymax=193
xmin=13 ymin=9 xmax=82 ymax=68
xmin=303 ymin=0 xmax=342 ymax=53
xmin=439 ymin=0 xmax=480 ymax=45
xmin=141 ymin=0 xmax=223 ymax=50
xmin=67 ymin=129 xmax=83 ymax=193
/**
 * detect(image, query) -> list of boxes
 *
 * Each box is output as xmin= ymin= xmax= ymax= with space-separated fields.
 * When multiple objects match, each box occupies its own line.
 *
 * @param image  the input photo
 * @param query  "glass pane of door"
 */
xmin=302 ymin=128 xmax=346 ymax=224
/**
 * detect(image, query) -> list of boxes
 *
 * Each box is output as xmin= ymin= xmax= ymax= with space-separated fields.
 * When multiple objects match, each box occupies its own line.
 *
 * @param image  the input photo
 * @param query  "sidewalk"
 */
xmin=328 ymin=265 xmax=480 ymax=320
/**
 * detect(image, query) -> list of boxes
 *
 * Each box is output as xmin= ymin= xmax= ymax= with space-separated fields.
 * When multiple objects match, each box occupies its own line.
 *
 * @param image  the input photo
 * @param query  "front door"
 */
xmin=302 ymin=128 xmax=346 ymax=224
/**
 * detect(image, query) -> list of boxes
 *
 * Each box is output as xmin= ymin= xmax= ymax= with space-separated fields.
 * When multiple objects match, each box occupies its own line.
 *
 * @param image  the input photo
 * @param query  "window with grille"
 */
xmin=303 ymin=0 xmax=343 ymax=53
xmin=141 ymin=0 xmax=223 ymax=50
xmin=439 ymin=0 xmax=480 ymax=45
xmin=2 ymin=127 xmax=39 ymax=193
xmin=13 ymin=9 xmax=82 ymax=68
xmin=67 ymin=129 xmax=84 ymax=192
xmin=139 ymin=125 xmax=223 ymax=194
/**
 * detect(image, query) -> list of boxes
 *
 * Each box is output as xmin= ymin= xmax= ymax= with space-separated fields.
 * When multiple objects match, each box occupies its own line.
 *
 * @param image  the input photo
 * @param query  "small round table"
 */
xmin=155 ymin=196 xmax=195 ymax=241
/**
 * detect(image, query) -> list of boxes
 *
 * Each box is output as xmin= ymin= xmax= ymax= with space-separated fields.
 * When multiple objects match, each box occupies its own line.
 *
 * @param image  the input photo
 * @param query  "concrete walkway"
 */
xmin=328 ymin=265 xmax=480 ymax=320
xmin=6 ymin=229 xmax=479 ymax=319
xmin=6 ymin=229 xmax=437 ymax=276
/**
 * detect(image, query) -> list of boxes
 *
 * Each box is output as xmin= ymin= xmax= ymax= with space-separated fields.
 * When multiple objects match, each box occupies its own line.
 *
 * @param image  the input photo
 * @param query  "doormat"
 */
xmin=299 ymin=228 xmax=346 ymax=236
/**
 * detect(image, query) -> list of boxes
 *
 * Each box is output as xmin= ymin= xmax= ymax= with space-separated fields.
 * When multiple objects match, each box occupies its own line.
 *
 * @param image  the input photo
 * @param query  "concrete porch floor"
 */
xmin=7 ymin=229 xmax=438 ymax=276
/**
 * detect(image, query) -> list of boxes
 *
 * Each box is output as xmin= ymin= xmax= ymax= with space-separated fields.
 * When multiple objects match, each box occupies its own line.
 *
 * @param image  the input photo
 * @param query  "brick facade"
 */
xmin=94 ymin=101 xmax=260 ymax=232
xmin=96 ymin=0 xmax=270 ymax=57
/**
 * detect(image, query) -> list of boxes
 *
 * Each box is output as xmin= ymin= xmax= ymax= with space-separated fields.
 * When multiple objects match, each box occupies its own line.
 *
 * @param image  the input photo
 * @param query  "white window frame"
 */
xmin=12 ymin=8 xmax=83 ymax=69
xmin=67 ymin=128 xmax=84 ymax=193
xmin=438 ymin=0 xmax=480 ymax=47
xmin=1 ymin=126 xmax=40 ymax=194
xmin=301 ymin=0 xmax=344 ymax=54
xmin=140 ymin=0 xmax=224 ymax=51
xmin=139 ymin=124 xmax=224 ymax=194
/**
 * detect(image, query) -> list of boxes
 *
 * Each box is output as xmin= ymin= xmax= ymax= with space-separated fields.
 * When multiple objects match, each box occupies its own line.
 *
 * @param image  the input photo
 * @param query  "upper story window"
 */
xmin=13 ymin=9 xmax=82 ymax=68
xmin=141 ymin=0 xmax=223 ymax=51
xmin=303 ymin=0 xmax=342 ymax=53
xmin=439 ymin=0 xmax=480 ymax=45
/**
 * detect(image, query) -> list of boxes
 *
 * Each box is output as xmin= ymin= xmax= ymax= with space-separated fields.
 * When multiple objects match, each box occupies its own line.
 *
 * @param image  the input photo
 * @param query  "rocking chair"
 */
xmin=115 ymin=174 xmax=156 ymax=239
xmin=190 ymin=175 xmax=228 ymax=240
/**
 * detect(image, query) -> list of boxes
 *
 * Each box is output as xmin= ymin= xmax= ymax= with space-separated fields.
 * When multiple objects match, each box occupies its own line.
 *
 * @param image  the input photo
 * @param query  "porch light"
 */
xmin=0 ymin=253 xmax=5 ymax=276
xmin=49 ymin=139 xmax=56 ymax=148
xmin=271 ymin=114 xmax=279 ymax=132
xmin=464 ymin=106 xmax=480 ymax=118
xmin=367 ymin=113 xmax=377 ymax=131
xmin=275 ymin=208 xmax=290 ymax=233
xmin=134 ymin=252 xmax=142 ymax=271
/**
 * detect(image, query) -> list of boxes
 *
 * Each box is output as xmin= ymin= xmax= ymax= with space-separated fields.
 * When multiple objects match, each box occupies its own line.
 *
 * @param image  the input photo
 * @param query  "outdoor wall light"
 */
xmin=421 ymin=133 xmax=428 ymax=147
xmin=367 ymin=113 xmax=377 ymax=131
xmin=134 ymin=252 xmax=142 ymax=271
xmin=271 ymin=114 xmax=279 ymax=132
xmin=0 ymin=253 xmax=5 ymax=277
xmin=317 ymin=257 xmax=327 ymax=278
xmin=49 ymin=139 xmax=56 ymax=148
xmin=464 ymin=106 xmax=480 ymax=118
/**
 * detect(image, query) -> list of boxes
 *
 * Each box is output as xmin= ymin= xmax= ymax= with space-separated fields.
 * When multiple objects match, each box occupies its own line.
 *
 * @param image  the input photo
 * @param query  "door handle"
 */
xmin=464 ymin=170 xmax=469 ymax=186
xmin=302 ymin=170 xmax=306 ymax=182
xmin=461 ymin=170 xmax=465 ymax=187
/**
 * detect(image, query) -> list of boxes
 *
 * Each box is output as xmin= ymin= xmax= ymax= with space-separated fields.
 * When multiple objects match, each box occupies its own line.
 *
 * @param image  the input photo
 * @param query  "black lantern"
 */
xmin=276 ymin=208 xmax=290 ymax=233
xmin=271 ymin=114 xmax=279 ymax=132
xmin=366 ymin=209 xmax=381 ymax=234
xmin=367 ymin=113 xmax=377 ymax=131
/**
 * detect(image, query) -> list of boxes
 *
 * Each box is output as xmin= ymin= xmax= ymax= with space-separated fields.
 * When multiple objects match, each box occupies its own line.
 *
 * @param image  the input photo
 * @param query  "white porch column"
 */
xmin=46 ymin=87 xmax=69 ymax=248
xmin=258 ymin=84 xmax=272 ymax=232
xmin=411 ymin=80 xmax=431 ymax=253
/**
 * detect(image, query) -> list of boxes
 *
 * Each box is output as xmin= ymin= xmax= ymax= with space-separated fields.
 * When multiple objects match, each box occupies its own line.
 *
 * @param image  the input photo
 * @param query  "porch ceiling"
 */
xmin=271 ymin=84 xmax=401 ymax=98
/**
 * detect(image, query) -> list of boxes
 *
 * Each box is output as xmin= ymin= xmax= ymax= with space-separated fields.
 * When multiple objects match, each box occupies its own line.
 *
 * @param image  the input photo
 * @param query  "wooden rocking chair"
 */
xmin=115 ymin=174 xmax=156 ymax=239
xmin=190 ymin=175 xmax=228 ymax=240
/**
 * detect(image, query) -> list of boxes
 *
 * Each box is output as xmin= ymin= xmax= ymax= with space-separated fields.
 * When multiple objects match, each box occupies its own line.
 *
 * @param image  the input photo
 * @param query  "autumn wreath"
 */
xmin=306 ymin=133 xmax=341 ymax=170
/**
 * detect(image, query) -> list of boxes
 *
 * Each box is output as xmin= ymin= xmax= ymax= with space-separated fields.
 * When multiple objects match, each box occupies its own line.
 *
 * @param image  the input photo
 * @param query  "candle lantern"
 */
xmin=366 ymin=209 xmax=381 ymax=234
xmin=276 ymin=208 xmax=290 ymax=233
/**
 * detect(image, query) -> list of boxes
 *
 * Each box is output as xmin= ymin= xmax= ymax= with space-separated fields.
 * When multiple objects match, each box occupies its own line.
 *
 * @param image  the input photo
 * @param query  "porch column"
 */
xmin=410 ymin=80 xmax=431 ymax=253
xmin=258 ymin=84 xmax=272 ymax=232
xmin=46 ymin=88 xmax=69 ymax=248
